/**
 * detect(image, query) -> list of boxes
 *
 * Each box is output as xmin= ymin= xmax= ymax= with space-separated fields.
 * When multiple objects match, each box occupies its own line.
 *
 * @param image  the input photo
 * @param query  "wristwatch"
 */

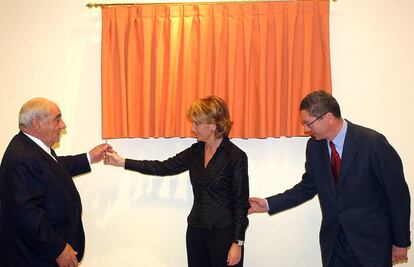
xmin=233 ymin=240 xmax=244 ymax=246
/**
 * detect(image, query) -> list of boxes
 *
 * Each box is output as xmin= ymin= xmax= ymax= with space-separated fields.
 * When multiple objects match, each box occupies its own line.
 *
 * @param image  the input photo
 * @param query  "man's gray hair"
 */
xmin=18 ymin=98 xmax=54 ymax=129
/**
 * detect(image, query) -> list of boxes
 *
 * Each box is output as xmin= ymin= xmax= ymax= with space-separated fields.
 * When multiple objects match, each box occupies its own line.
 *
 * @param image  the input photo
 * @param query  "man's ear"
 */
xmin=325 ymin=112 xmax=334 ymax=120
xmin=31 ymin=117 xmax=42 ymax=132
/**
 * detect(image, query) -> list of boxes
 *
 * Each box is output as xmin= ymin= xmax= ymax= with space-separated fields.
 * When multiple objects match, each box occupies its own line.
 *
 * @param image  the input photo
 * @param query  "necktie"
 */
xmin=50 ymin=148 xmax=58 ymax=161
xmin=329 ymin=141 xmax=341 ymax=185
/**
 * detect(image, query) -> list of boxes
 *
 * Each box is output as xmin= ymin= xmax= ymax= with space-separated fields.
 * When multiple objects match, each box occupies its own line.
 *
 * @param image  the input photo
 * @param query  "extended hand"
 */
xmin=56 ymin=243 xmax=78 ymax=267
xmin=248 ymin=197 xmax=269 ymax=214
xmin=105 ymin=151 xmax=126 ymax=167
xmin=89 ymin=143 xmax=112 ymax=164
xmin=227 ymin=243 xmax=241 ymax=266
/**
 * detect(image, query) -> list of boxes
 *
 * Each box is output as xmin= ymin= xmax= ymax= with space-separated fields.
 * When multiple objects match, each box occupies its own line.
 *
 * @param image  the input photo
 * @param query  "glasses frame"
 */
xmin=303 ymin=112 xmax=328 ymax=127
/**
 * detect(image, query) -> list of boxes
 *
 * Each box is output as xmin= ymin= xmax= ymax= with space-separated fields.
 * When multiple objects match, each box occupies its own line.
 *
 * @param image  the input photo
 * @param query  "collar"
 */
xmin=198 ymin=136 xmax=231 ymax=153
xmin=22 ymin=131 xmax=53 ymax=157
xmin=329 ymin=119 xmax=348 ymax=149
xmin=218 ymin=136 xmax=231 ymax=152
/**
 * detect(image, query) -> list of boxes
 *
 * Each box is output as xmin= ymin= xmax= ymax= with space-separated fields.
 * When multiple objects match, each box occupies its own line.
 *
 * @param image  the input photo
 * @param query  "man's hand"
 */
xmin=392 ymin=245 xmax=408 ymax=265
xmin=89 ymin=143 xmax=112 ymax=164
xmin=248 ymin=197 xmax=269 ymax=214
xmin=56 ymin=243 xmax=78 ymax=267
xmin=227 ymin=243 xmax=241 ymax=266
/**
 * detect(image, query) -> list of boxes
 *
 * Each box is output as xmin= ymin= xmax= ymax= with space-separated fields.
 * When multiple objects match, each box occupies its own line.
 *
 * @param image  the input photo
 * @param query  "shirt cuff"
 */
xmin=86 ymin=152 xmax=91 ymax=165
xmin=264 ymin=198 xmax=270 ymax=211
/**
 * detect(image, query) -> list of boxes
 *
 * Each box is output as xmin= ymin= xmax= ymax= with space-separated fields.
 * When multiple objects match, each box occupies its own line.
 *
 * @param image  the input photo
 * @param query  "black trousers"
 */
xmin=186 ymin=226 xmax=244 ymax=267
xmin=328 ymin=226 xmax=363 ymax=267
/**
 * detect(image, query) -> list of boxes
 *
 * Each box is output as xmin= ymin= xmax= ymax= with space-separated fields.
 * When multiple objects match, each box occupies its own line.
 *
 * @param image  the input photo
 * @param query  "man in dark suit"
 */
xmin=249 ymin=90 xmax=410 ymax=267
xmin=0 ymin=97 xmax=110 ymax=267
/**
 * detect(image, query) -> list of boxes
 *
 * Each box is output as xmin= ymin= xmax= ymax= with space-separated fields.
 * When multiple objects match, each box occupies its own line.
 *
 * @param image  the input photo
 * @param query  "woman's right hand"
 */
xmin=105 ymin=150 xmax=126 ymax=167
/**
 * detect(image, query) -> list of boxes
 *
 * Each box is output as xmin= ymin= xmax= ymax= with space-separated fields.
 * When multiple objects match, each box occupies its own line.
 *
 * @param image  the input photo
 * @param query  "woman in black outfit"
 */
xmin=105 ymin=95 xmax=249 ymax=267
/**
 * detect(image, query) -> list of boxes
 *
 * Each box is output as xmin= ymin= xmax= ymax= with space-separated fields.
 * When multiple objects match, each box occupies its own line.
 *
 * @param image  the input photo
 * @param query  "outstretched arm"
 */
xmin=248 ymin=197 xmax=269 ymax=214
xmin=105 ymin=150 xmax=126 ymax=167
xmin=88 ymin=143 xmax=112 ymax=164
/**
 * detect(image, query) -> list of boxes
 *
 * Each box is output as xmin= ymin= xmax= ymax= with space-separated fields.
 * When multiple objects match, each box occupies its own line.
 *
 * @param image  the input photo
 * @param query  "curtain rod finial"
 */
xmin=86 ymin=3 xmax=97 ymax=8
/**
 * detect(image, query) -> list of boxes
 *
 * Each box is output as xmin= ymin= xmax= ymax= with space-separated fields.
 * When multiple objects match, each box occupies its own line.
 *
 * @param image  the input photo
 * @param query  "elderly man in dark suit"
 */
xmin=0 ymin=97 xmax=110 ymax=267
xmin=249 ymin=90 xmax=410 ymax=267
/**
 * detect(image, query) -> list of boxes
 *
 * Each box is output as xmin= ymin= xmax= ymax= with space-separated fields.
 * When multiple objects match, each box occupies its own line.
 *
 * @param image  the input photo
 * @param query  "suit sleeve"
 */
xmin=2 ymin=159 xmax=66 ymax=262
xmin=371 ymin=134 xmax=411 ymax=247
xmin=57 ymin=153 xmax=91 ymax=176
xmin=267 ymin=140 xmax=318 ymax=214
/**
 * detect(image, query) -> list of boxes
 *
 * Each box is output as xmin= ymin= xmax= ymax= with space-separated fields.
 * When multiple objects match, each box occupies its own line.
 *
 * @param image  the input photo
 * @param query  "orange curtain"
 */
xmin=101 ymin=0 xmax=331 ymax=139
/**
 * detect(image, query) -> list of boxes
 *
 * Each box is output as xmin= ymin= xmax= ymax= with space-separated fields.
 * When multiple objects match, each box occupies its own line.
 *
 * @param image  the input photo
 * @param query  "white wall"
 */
xmin=1 ymin=0 xmax=413 ymax=266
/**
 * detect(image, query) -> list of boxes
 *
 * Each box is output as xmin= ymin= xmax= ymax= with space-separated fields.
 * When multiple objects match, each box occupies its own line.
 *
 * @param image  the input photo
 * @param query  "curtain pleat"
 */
xmin=101 ymin=0 xmax=331 ymax=138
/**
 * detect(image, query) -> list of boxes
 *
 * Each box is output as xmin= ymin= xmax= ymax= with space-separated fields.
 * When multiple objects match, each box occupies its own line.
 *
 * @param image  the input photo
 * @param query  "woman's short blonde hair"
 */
xmin=187 ymin=95 xmax=233 ymax=138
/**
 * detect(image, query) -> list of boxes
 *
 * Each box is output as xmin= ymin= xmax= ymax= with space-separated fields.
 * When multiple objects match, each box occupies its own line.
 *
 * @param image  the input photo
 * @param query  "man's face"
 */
xmin=38 ymin=104 xmax=66 ymax=147
xmin=300 ymin=110 xmax=329 ymax=140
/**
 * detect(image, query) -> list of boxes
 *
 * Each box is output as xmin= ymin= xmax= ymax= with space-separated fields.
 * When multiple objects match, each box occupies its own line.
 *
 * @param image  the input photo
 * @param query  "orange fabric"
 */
xmin=101 ymin=0 xmax=331 ymax=139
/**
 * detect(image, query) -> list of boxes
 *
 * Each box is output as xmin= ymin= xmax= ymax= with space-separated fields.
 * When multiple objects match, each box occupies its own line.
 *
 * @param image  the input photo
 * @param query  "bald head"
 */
xmin=18 ymin=98 xmax=66 ymax=147
xmin=19 ymin=98 xmax=58 ymax=130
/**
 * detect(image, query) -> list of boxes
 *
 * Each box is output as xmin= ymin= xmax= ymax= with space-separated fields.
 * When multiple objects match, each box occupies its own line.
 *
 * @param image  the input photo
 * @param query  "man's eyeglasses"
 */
xmin=303 ymin=112 xmax=328 ymax=127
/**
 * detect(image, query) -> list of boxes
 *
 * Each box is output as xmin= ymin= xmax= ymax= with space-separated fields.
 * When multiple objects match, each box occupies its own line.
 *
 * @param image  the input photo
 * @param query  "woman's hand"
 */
xmin=104 ymin=150 xmax=126 ymax=167
xmin=227 ymin=243 xmax=241 ymax=266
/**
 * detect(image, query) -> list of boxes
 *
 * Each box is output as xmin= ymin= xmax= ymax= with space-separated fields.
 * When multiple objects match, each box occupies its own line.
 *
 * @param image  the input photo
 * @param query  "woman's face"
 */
xmin=191 ymin=121 xmax=216 ymax=142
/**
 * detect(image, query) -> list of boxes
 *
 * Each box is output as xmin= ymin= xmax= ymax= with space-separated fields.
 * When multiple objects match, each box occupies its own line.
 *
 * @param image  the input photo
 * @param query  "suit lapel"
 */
xmin=338 ymin=122 xmax=358 ymax=184
xmin=317 ymin=140 xmax=337 ymax=194
xmin=18 ymin=132 xmax=80 ymax=200
xmin=46 ymin=154 xmax=81 ymax=200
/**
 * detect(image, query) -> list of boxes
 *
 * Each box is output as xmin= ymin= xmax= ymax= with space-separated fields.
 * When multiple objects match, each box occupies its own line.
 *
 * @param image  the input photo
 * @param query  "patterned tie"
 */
xmin=329 ymin=141 xmax=341 ymax=185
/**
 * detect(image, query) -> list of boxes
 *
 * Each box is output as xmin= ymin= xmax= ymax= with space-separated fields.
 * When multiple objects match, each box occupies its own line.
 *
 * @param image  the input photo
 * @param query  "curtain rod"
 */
xmin=86 ymin=0 xmax=336 ymax=8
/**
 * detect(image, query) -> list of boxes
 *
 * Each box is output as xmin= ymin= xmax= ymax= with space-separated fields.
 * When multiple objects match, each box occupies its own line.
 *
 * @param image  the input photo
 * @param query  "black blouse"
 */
xmin=124 ymin=137 xmax=249 ymax=241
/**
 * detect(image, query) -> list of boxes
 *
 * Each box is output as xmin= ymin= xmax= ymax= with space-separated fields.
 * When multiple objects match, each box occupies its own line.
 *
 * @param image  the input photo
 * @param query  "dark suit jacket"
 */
xmin=267 ymin=121 xmax=411 ymax=267
xmin=0 ymin=132 xmax=91 ymax=267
